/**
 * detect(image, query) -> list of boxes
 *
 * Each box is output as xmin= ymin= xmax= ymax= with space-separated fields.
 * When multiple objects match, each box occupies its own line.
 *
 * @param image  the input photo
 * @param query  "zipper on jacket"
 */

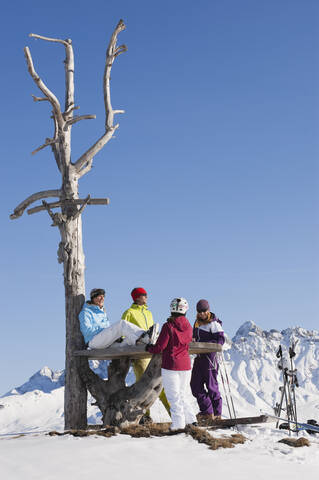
xmin=141 ymin=306 xmax=148 ymax=330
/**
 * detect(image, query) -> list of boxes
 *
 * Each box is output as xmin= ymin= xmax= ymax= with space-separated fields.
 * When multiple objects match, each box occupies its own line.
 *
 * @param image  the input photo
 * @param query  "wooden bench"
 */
xmin=74 ymin=342 xmax=223 ymax=426
xmin=74 ymin=341 xmax=222 ymax=360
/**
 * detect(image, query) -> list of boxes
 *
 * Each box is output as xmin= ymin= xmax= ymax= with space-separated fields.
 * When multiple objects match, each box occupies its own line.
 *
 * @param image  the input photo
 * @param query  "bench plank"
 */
xmin=74 ymin=342 xmax=222 ymax=360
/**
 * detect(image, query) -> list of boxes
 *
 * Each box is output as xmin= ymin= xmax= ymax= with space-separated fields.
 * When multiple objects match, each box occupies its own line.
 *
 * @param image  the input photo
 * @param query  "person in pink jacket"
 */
xmin=147 ymin=298 xmax=197 ymax=430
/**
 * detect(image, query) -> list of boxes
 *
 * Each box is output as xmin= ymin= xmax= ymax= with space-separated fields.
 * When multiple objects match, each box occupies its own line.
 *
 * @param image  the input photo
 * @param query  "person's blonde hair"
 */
xmin=195 ymin=311 xmax=212 ymax=325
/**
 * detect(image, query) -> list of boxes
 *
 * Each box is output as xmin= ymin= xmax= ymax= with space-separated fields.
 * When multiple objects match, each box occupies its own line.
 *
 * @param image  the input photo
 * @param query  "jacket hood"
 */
xmin=85 ymin=302 xmax=105 ymax=313
xmin=130 ymin=303 xmax=149 ymax=310
xmin=167 ymin=315 xmax=192 ymax=345
xmin=169 ymin=315 xmax=189 ymax=331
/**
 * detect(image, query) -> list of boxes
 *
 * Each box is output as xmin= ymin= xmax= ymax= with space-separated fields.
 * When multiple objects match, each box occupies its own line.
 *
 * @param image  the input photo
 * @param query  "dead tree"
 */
xmin=10 ymin=20 xmax=163 ymax=429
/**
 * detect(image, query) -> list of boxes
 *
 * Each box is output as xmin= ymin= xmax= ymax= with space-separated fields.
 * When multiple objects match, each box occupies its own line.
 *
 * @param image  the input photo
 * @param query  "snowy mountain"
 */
xmin=3 ymin=360 xmax=136 ymax=397
xmin=1 ymin=321 xmax=318 ymax=434
xmin=4 ymin=366 xmax=65 ymax=396
xmin=223 ymin=321 xmax=319 ymax=419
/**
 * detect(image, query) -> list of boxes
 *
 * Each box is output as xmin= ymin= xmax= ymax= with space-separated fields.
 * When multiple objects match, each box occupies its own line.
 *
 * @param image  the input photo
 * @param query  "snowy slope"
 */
xmin=1 ymin=426 xmax=319 ymax=480
xmin=1 ymin=321 xmax=319 ymax=435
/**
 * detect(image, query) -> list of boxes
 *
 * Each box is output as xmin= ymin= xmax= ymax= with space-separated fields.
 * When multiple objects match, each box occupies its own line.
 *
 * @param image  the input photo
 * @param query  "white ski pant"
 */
xmin=161 ymin=368 xmax=196 ymax=430
xmin=88 ymin=320 xmax=145 ymax=349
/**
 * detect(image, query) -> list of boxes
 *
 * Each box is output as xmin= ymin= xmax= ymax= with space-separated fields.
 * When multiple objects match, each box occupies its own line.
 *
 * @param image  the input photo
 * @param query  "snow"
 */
xmin=0 ymin=323 xmax=319 ymax=478
xmin=1 ymin=423 xmax=318 ymax=480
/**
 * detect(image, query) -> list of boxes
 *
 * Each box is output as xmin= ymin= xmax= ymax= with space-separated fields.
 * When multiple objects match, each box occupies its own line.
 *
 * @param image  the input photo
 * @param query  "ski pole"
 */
xmin=289 ymin=339 xmax=299 ymax=434
xmin=220 ymin=352 xmax=237 ymax=421
xmin=206 ymin=354 xmax=232 ymax=420
xmin=218 ymin=360 xmax=233 ymax=420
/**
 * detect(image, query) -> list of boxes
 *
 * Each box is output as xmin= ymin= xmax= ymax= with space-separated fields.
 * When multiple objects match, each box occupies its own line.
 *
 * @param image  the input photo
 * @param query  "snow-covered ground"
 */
xmin=1 ymin=425 xmax=319 ymax=480
xmin=1 ymin=322 xmax=319 ymax=479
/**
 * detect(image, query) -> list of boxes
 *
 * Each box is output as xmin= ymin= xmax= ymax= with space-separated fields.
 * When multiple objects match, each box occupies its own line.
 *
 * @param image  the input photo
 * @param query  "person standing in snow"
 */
xmin=79 ymin=288 xmax=158 ymax=349
xmin=146 ymin=298 xmax=197 ymax=430
xmin=122 ymin=287 xmax=171 ymax=421
xmin=190 ymin=299 xmax=225 ymax=423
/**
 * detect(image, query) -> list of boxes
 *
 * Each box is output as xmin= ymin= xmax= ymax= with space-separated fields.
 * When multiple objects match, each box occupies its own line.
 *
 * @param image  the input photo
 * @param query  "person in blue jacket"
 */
xmin=79 ymin=288 xmax=110 ymax=345
xmin=79 ymin=288 xmax=158 ymax=349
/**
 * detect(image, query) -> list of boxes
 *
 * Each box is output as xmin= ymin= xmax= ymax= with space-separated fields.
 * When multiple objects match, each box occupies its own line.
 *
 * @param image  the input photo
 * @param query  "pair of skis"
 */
xmin=271 ymin=339 xmax=319 ymax=435
xmin=264 ymin=413 xmax=319 ymax=434
xmin=274 ymin=340 xmax=299 ymax=433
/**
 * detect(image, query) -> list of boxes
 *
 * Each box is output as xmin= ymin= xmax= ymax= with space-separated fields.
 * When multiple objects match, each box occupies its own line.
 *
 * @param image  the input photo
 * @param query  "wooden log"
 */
xmin=207 ymin=415 xmax=274 ymax=429
xmin=27 ymin=198 xmax=110 ymax=215
xmin=74 ymin=341 xmax=222 ymax=360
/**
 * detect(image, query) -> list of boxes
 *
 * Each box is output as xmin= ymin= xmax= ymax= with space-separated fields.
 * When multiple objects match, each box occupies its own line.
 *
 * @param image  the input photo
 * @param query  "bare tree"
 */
xmin=11 ymin=21 xmax=166 ymax=429
xmin=10 ymin=21 xmax=153 ymax=429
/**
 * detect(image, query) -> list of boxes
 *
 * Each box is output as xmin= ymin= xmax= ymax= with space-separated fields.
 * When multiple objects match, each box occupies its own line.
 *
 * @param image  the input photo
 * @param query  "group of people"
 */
xmin=79 ymin=287 xmax=225 ymax=430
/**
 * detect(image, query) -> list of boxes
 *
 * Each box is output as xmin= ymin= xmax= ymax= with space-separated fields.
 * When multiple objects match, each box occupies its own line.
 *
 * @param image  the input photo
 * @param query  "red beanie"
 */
xmin=131 ymin=287 xmax=147 ymax=302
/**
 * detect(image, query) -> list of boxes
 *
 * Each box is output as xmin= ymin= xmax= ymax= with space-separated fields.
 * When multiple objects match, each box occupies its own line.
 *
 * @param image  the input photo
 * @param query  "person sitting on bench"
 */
xmin=79 ymin=288 xmax=159 ymax=349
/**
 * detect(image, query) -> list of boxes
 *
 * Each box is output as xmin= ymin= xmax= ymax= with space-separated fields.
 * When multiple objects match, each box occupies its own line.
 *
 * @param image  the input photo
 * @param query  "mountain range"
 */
xmin=1 ymin=321 xmax=318 ymax=434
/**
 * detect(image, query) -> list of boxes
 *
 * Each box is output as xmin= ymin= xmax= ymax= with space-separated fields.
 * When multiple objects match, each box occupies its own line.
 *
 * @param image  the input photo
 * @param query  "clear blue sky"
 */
xmin=1 ymin=0 xmax=318 ymax=395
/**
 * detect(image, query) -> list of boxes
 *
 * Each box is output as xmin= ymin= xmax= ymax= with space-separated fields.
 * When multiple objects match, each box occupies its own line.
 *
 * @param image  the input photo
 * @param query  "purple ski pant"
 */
xmin=190 ymin=355 xmax=222 ymax=416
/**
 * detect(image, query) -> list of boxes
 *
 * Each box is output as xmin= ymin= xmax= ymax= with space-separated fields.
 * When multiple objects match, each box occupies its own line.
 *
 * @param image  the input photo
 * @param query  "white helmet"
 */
xmin=170 ymin=297 xmax=189 ymax=315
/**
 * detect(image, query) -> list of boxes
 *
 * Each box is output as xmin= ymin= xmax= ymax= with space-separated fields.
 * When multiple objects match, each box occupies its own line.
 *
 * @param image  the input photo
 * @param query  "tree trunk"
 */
xmin=61 ymin=218 xmax=87 ymax=428
xmin=59 ymin=167 xmax=88 ymax=429
xmin=78 ymin=354 xmax=163 ymax=427
xmin=102 ymin=355 xmax=163 ymax=427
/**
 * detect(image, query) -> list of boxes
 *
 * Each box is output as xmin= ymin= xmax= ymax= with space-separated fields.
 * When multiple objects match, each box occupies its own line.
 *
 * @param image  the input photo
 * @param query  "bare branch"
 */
xmin=78 ymin=159 xmax=93 ymax=178
xmin=114 ymin=44 xmax=127 ymax=54
xmin=63 ymin=40 xmax=74 ymax=114
xmin=114 ymin=45 xmax=128 ymax=58
xmin=27 ymin=197 xmax=110 ymax=215
xmin=32 ymin=95 xmax=49 ymax=102
xmin=31 ymin=138 xmax=58 ymax=155
xmin=73 ymin=195 xmax=91 ymax=220
xmin=24 ymin=46 xmax=64 ymax=128
xmin=104 ymin=19 xmax=127 ymax=131
xmin=73 ymin=124 xmax=119 ymax=173
xmin=42 ymin=200 xmax=58 ymax=222
xmin=64 ymin=115 xmax=96 ymax=129
xmin=63 ymin=105 xmax=80 ymax=117
xmin=71 ymin=21 xmax=125 ymax=178
xmin=51 ymin=114 xmax=62 ymax=172
xmin=29 ymin=33 xmax=74 ymax=114
xmin=42 ymin=200 xmax=67 ymax=226
xmin=29 ymin=33 xmax=69 ymax=46
xmin=10 ymin=189 xmax=61 ymax=219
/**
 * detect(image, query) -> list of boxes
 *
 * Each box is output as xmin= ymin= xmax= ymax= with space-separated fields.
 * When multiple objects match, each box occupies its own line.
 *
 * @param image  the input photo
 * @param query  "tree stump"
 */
xmin=76 ymin=342 xmax=222 ymax=427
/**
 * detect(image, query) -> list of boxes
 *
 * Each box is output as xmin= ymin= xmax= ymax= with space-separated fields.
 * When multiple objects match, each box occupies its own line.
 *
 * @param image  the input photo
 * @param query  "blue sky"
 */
xmin=1 ymin=0 xmax=318 ymax=395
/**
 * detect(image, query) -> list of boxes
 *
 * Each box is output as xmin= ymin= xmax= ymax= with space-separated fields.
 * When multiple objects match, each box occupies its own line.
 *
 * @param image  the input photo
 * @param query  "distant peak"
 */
xmin=281 ymin=326 xmax=319 ymax=340
xmin=233 ymin=321 xmax=264 ymax=340
xmin=38 ymin=366 xmax=53 ymax=378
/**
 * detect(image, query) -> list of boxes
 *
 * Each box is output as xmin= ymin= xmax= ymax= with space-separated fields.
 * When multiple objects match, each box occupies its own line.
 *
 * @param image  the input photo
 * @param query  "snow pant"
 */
xmin=88 ymin=320 xmax=144 ymax=349
xmin=190 ymin=356 xmax=222 ymax=416
xmin=133 ymin=358 xmax=171 ymax=416
xmin=161 ymin=368 xmax=196 ymax=430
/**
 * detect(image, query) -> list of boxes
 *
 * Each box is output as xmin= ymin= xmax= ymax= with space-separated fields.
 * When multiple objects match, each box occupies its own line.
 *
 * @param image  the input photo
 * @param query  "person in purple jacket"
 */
xmin=147 ymin=298 xmax=197 ymax=430
xmin=190 ymin=299 xmax=225 ymax=422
